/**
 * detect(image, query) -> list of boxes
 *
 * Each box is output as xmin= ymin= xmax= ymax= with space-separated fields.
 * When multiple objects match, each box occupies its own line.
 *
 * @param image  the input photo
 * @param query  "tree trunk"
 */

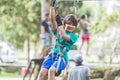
xmin=34 ymin=38 xmax=41 ymax=58
xmin=27 ymin=33 xmax=30 ymax=63
xmin=41 ymin=0 xmax=50 ymax=20
xmin=29 ymin=0 xmax=50 ymax=80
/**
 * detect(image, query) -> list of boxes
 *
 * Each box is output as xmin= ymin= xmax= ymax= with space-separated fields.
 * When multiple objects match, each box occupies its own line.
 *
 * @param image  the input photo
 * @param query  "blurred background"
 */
xmin=0 ymin=0 xmax=120 ymax=80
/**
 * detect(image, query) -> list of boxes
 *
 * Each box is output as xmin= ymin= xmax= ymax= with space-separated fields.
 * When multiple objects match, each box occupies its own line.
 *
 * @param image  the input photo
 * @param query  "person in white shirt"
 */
xmin=68 ymin=55 xmax=91 ymax=80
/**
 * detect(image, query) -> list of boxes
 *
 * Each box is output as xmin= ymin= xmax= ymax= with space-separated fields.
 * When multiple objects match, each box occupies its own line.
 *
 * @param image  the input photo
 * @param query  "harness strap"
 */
xmin=56 ymin=46 xmax=66 ymax=75
xmin=56 ymin=55 xmax=66 ymax=76
xmin=50 ymin=31 xmax=67 ymax=75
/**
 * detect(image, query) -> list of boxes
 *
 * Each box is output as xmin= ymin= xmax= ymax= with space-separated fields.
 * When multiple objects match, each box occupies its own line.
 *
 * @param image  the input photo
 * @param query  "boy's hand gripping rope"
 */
xmin=50 ymin=0 xmax=56 ymax=7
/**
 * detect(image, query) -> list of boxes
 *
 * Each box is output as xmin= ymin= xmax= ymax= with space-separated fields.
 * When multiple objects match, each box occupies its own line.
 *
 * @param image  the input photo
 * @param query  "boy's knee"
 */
xmin=39 ymin=69 xmax=47 ymax=77
xmin=48 ymin=67 xmax=56 ymax=74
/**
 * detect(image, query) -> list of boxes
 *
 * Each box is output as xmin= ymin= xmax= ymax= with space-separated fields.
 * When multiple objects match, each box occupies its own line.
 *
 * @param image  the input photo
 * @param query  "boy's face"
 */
xmin=65 ymin=20 xmax=75 ymax=32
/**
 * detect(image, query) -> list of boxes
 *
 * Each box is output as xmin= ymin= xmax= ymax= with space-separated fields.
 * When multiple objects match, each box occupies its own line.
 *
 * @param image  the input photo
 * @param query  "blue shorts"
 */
xmin=41 ymin=53 xmax=67 ymax=72
xmin=40 ymin=33 xmax=50 ymax=46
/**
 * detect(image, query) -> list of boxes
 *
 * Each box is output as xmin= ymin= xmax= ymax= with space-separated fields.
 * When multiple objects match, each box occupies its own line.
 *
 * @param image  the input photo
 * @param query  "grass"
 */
xmin=87 ymin=54 xmax=111 ymax=63
xmin=0 ymin=71 xmax=119 ymax=80
xmin=0 ymin=71 xmax=21 ymax=78
xmin=92 ymin=77 xmax=120 ymax=80
xmin=91 ymin=78 xmax=103 ymax=80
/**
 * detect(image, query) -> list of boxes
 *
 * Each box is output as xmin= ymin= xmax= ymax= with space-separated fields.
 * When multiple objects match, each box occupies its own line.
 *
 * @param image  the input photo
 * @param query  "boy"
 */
xmin=38 ymin=0 xmax=78 ymax=80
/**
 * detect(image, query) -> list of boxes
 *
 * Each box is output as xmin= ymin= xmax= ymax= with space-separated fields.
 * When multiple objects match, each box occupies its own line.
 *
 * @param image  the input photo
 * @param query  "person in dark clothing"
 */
xmin=40 ymin=13 xmax=52 ymax=58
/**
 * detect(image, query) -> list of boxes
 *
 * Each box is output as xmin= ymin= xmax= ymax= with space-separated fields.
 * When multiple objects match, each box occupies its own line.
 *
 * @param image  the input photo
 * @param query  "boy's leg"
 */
xmin=38 ymin=54 xmax=53 ymax=80
xmin=38 ymin=68 xmax=48 ymax=80
xmin=48 ymin=66 xmax=56 ymax=80
xmin=48 ymin=56 xmax=66 ymax=80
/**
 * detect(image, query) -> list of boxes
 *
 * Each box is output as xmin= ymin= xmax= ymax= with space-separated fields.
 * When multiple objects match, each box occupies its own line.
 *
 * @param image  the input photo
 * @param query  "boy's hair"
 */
xmin=64 ymin=14 xmax=78 ymax=27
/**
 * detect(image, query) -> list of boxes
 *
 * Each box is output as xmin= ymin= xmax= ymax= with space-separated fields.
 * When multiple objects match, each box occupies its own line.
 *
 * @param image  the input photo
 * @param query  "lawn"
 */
xmin=0 ymin=71 xmax=21 ymax=78
xmin=91 ymin=78 xmax=103 ymax=80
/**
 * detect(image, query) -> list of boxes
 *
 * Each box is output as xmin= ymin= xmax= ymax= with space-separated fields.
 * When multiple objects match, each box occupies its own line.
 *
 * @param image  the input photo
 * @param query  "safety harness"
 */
xmin=50 ymin=0 xmax=78 ymax=77
xmin=49 ymin=33 xmax=67 ymax=76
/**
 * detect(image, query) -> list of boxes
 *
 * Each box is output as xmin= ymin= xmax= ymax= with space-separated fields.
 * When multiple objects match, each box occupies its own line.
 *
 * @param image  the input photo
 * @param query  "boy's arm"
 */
xmin=49 ymin=31 xmax=53 ymax=47
xmin=73 ymin=6 xmax=80 ymax=28
xmin=50 ymin=0 xmax=72 ymax=42
xmin=57 ymin=27 xmax=71 ymax=42
xmin=50 ymin=6 xmax=57 ymax=30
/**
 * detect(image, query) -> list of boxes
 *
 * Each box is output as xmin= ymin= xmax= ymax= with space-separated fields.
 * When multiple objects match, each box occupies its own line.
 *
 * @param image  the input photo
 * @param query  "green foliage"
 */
xmin=91 ymin=21 xmax=109 ymax=35
xmin=0 ymin=0 xmax=41 ymax=49
xmin=91 ymin=78 xmax=103 ymax=80
xmin=107 ymin=10 xmax=120 ymax=25
xmin=76 ymin=2 xmax=93 ymax=18
xmin=0 ymin=71 xmax=20 ymax=77
xmin=55 ymin=1 xmax=83 ymax=17
xmin=73 ymin=27 xmax=81 ymax=35
xmin=95 ymin=66 xmax=108 ymax=71
xmin=56 ymin=1 xmax=93 ymax=18
xmin=91 ymin=8 xmax=120 ymax=35
xmin=97 ymin=7 xmax=107 ymax=20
